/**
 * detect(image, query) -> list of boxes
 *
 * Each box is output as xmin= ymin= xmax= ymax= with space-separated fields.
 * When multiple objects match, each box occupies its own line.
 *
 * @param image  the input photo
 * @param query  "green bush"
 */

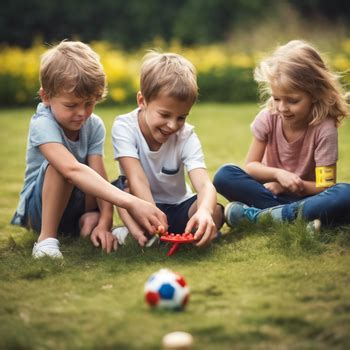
xmin=198 ymin=67 xmax=258 ymax=102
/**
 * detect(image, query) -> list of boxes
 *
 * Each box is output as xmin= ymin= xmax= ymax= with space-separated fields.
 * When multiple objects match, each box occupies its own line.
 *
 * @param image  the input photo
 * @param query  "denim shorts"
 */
xmin=112 ymin=176 xmax=197 ymax=234
xmin=26 ymin=164 xmax=86 ymax=236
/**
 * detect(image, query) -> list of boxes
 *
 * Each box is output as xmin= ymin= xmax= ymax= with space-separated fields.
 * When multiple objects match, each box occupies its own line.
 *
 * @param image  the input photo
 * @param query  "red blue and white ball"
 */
xmin=144 ymin=268 xmax=189 ymax=310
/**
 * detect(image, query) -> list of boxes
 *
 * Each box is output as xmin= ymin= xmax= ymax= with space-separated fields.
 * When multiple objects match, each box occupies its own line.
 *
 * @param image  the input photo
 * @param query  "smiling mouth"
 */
xmin=159 ymin=129 xmax=172 ymax=136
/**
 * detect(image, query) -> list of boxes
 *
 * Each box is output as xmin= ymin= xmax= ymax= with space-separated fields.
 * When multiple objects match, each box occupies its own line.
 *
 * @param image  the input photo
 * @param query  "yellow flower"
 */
xmin=110 ymin=87 xmax=127 ymax=103
xmin=332 ymin=54 xmax=350 ymax=72
xmin=1 ymin=39 xmax=349 ymax=105
xmin=230 ymin=53 xmax=253 ymax=68
xmin=341 ymin=39 xmax=350 ymax=54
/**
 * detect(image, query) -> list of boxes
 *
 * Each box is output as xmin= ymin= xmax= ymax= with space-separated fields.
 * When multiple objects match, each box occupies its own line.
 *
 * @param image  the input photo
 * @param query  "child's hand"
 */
xmin=155 ymin=225 xmax=166 ymax=235
xmin=264 ymin=182 xmax=284 ymax=195
xmin=134 ymin=225 xmax=165 ymax=248
xmin=90 ymin=227 xmax=118 ymax=253
xmin=130 ymin=230 xmax=149 ymax=247
xmin=276 ymin=169 xmax=304 ymax=194
xmin=185 ymin=209 xmax=216 ymax=247
xmin=128 ymin=198 xmax=168 ymax=234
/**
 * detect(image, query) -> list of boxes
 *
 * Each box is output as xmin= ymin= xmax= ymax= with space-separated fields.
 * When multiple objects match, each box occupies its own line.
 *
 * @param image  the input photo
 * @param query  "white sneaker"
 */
xmin=32 ymin=238 xmax=63 ymax=259
xmin=306 ymin=219 xmax=322 ymax=235
xmin=145 ymin=234 xmax=159 ymax=247
xmin=111 ymin=226 xmax=129 ymax=245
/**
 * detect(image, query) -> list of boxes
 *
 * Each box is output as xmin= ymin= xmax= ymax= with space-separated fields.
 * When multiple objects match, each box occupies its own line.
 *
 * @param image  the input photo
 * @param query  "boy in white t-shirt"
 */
xmin=111 ymin=51 xmax=224 ymax=247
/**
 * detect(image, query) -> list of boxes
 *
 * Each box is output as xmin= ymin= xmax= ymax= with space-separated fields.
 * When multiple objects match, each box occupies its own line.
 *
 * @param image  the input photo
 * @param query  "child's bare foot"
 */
xmin=79 ymin=211 xmax=100 ymax=238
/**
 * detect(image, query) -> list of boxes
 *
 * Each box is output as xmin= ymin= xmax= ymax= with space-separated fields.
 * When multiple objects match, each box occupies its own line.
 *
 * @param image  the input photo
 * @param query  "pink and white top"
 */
xmin=251 ymin=109 xmax=338 ymax=181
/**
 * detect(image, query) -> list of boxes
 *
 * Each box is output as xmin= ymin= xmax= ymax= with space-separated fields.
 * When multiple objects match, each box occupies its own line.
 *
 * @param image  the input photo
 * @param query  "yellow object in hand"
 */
xmin=315 ymin=166 xmax=336 ymax=188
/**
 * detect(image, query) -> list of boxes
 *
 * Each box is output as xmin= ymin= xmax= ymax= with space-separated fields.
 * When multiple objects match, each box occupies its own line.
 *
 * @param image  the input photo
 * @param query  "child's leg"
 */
xmin=257 ymin=183 xmax=350 ymax=225
xmin=213 ymin=204 xmax=225 ymax=231
xmin=39 ymin=165 xmax=74 ymax=242
xmin=28 ymin=164 xmax=75 ymax=258
xmin=297 ymin=183 xmax=350 ymax=225
xmin=110 ymin=175 xmax=150 ymax=246
xmin=213 ymin=164 xmax=292 ymax=208
xmin=226 ymin=183 xmax=350 ymax=227
xmin=187 ymin=201 xmax=224 ymax=231
xmin=159 ymin=196 xmax=197 ymax=234
xmin=79 ymin=195 xmax=100 ymax=238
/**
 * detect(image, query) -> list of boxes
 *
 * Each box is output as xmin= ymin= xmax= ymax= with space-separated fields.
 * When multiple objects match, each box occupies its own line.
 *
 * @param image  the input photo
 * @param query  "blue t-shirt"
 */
xmin=12 ymin=103 xmax=105 ymax=225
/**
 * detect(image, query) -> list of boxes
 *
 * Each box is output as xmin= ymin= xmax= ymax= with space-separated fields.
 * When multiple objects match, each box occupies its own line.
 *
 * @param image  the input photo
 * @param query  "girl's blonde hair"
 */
xmin=40 ymin=40 xmax=107 ymax=101
xmin=140 ymin=51 xmax=198 ymax=105
xmin=254 ymin=40 xmax=349 ymax=126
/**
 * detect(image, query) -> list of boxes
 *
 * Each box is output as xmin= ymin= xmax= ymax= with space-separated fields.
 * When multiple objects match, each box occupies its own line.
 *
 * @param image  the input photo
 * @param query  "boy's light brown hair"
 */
xmin=140 ymin=51 xmax=198 ymax=105
xmin=40 ymin=40 xmax=107 ymax=101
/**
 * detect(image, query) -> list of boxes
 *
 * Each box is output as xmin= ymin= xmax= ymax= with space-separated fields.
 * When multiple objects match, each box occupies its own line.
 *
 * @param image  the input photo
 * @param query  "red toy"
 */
xmin=159 ymin=232 xmax=195 ymax=256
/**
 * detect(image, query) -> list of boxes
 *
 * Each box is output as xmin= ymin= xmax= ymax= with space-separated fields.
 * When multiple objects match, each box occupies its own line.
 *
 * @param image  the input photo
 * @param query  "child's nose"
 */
xmin=279 ymin=101 xmax=289 ymax=112
xmin=77 ymin=106 xmax=88 ymax=116
xmin=167 ymin=120 xmax=177 ymax=130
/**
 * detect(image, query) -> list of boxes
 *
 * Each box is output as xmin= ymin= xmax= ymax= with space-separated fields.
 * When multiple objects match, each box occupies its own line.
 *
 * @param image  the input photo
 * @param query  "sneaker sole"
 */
xmin=224 ymin=202 xmax=236 ymax=227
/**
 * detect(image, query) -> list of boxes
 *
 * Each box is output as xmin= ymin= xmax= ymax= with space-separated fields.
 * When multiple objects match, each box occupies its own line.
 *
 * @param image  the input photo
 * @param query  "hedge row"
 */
xmin=0 ymin=40 xmax=349 ymax=106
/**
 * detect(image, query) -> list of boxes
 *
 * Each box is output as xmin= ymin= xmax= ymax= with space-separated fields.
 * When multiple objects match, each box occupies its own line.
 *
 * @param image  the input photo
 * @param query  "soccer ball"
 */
xmin=144 ymin=268 xmax=190 ymax=310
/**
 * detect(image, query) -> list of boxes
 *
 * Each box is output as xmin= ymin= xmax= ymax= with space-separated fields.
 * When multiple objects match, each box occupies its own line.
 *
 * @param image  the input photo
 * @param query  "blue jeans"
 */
xmin=214 ymin=164 xmax=350 ymax=226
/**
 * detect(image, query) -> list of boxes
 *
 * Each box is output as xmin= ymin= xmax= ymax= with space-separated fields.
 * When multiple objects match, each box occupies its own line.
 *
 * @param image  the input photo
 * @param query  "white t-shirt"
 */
xmin=112 ymin=108 xmax=206 ymax=204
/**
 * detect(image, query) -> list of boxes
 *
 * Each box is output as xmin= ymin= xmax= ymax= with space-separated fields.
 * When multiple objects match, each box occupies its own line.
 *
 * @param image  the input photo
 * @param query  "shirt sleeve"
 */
xmin=30 ymin=117 xmax=63 ymax=146
xmin=88 ymin=115 xmax=105 ymax=156
xmin=181 ymin=129 xmax=206 ymax=172
xmin=314 ymin=122 xmax=338 ymax=166
xmin=250 ymin=109 xmax=271 ymax=142
xmin=112 ymin=116 xmax=139 ymax=160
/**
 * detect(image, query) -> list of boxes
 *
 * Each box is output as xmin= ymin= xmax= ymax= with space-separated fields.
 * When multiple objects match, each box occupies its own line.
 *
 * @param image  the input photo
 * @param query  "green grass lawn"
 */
xmin=0 ymin=104 xmax=350 ymax=350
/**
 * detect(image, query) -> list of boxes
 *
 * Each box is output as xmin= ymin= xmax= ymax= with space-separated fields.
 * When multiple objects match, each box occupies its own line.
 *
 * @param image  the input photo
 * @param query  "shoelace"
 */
xmin=244 ymin=206 xmax=260 ymax=222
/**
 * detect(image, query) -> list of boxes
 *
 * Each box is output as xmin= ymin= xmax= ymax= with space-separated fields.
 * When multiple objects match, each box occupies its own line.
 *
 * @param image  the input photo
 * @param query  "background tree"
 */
xmin=1 ymin=0 xmax=349 ymax=49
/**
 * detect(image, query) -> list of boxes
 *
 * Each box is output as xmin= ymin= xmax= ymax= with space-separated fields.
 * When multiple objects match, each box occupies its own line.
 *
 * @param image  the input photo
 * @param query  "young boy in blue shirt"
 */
xmin=111 ymin=51 xmax=224 ymax=247
xmin=11 ymin=41 xmax=167 ymax=258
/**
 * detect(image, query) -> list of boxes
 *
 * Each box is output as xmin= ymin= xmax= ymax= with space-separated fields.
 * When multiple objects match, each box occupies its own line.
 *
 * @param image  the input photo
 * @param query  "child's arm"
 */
xmin=186 ymin=168 xmax=217 ymax=247
xmin=245 ymin=137 xmax=326 ymax=196
xmin=39 ymin=143 xmax=167 ymax=233
xmin=298 ymin=180 xmax=326 ymax=196
xmin=117 ymin=156 xmax=164 ymax=245
xmin=245 ymin=136 xmax=305 ymax=195
xmin=87 ymin=154 xmax=116 ymax=252
xmin=298 ymin=163 xmax=336 ymax=196
xmin=118 ymin=157 xmax=155 ymax=203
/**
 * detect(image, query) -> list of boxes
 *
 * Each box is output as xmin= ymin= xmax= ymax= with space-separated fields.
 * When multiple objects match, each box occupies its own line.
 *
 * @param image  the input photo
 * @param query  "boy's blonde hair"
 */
xmin=254 ymin=40 xmax=349 ymax=126
xmin=40 ymin=40 xmax=107 ymax=101
xmin=140 ymin=51 xmax=198 ymax=105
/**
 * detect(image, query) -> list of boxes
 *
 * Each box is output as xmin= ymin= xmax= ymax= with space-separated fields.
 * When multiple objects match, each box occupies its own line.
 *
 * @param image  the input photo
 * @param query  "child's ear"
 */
xmin=137 ymin=91 xmax=146 ymax=109
xmin=39 ymin=87 xmax=50 ymax=106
